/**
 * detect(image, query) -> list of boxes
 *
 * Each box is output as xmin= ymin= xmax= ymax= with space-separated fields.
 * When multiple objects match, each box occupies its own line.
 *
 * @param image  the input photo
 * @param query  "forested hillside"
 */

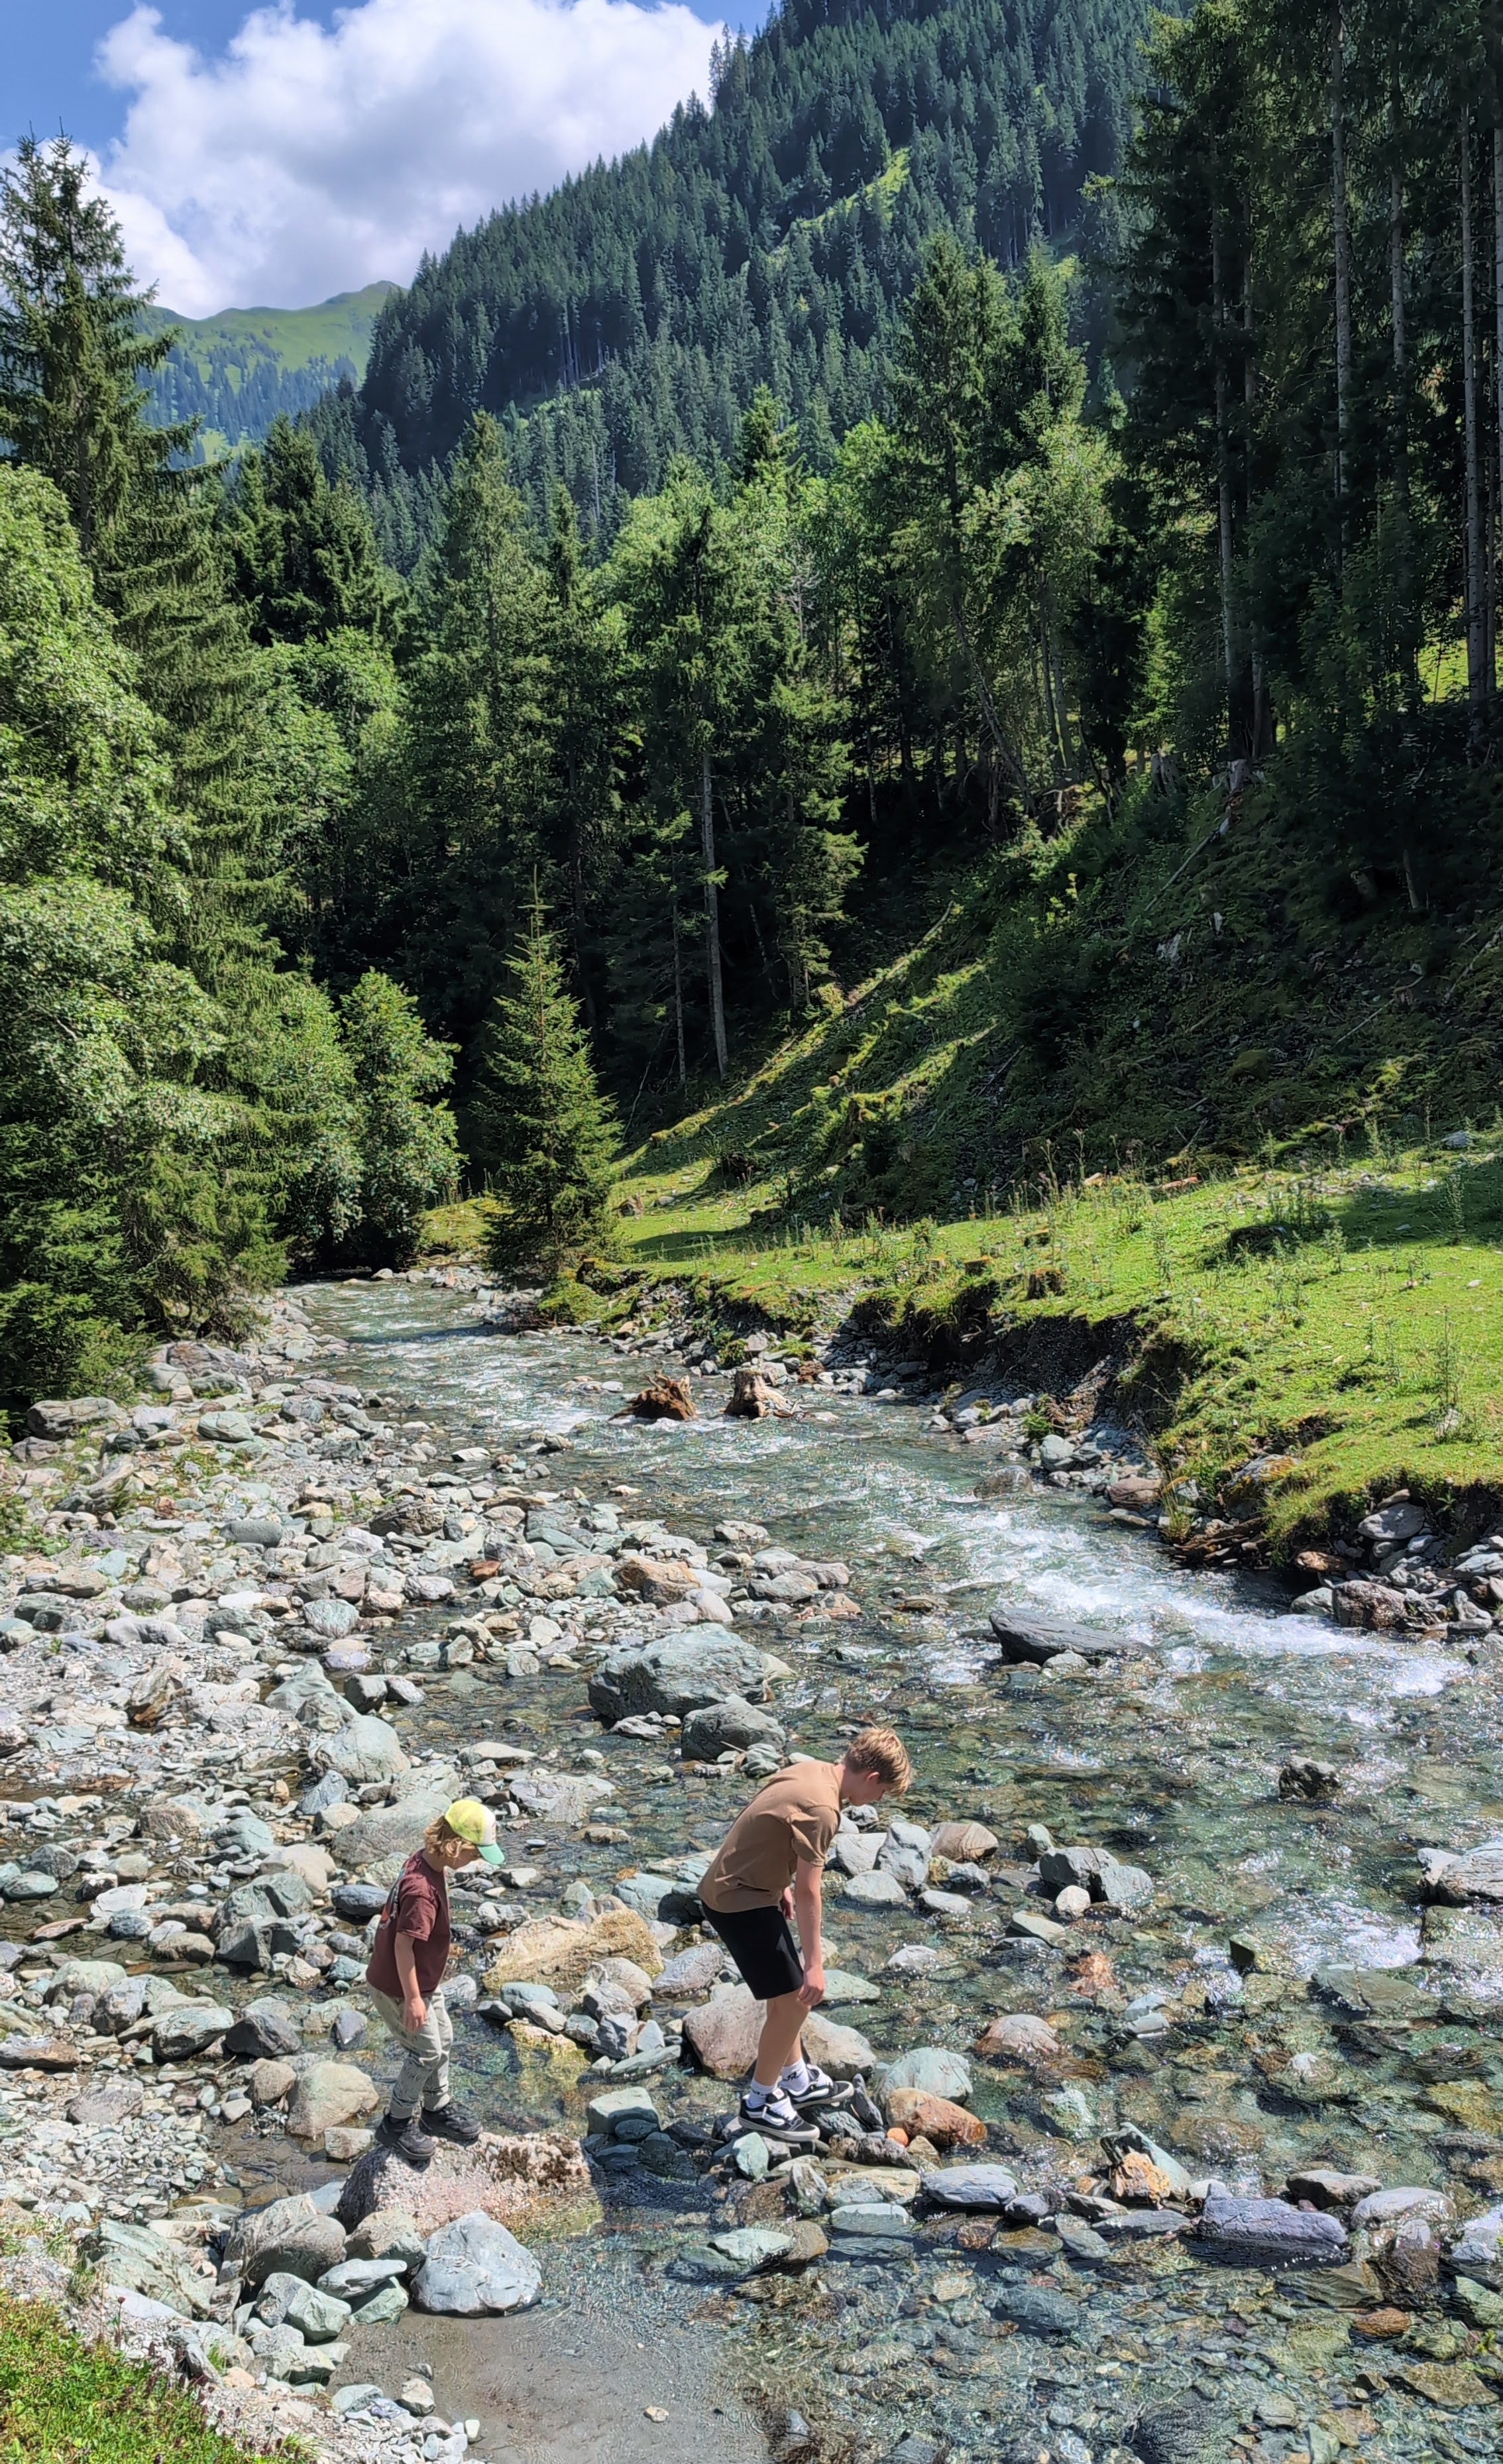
xmin=309 ymin=0 xmax=1165 ymax=559
xmin=144 ymin=284 xmax=396 ymax=458
xmin=7 ymin=0 xmax=1503 ymax=1424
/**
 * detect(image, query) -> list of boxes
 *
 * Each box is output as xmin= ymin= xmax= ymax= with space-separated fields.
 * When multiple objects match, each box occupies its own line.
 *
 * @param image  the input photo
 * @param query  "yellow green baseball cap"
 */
xmin=444 ymin=1799 xmax=506 ymax=1865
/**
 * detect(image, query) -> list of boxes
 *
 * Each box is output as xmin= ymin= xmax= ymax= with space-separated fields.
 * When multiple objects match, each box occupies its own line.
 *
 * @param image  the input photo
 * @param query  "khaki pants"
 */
xmin=368 ymin=1986 xmax=452 ymax=2121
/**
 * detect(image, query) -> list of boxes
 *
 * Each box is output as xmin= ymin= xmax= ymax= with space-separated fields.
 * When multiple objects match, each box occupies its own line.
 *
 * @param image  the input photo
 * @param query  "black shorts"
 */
xmin=702 ymin=1902 xmax=805 ymax=2001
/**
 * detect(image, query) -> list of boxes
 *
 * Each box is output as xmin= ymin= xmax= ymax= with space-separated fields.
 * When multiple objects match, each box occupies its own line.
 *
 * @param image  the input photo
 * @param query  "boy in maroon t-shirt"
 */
xmin=366 ymin=1797 xmax=504 ymax=2166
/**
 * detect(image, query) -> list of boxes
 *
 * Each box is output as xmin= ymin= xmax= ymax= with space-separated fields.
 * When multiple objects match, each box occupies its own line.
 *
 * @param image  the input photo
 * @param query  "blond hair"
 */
xmin=422 ymin=1815 xmax=474 ymax=1867
xmin=844 ymin=1726 xmax=913 ymax=1792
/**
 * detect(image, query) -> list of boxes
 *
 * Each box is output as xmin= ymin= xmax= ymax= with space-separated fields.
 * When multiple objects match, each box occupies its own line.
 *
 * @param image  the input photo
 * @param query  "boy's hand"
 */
xmin=404 ymin=1991 xmax=427 ymax=2031
xmin=799 ymin=1962 xmax=825 ymax=2008
xmin=779 ymin=1887 xmax=795 ymax=1919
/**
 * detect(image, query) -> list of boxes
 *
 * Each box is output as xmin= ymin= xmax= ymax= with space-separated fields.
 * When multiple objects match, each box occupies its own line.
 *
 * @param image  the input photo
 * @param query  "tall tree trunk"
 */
xmin=1391 ymin=74 xmax=1414 ymax=704
xmin=1243 ymin=258 xmax=1268 ymax=756
xmin=1462 ymin=113 xmax=1487 ymax=740
xmin=700 ymin=745 xmax=728 ymax=1080
xmin=1494 ymin=121 xmax=1503 ymax=708
xmin=1331 ymin=4 xmax=1353 ymax=534
xmin=1213 ymin=201 xmax=1237 ymax=752
xmin=670 ymin=893 xmax=687 ymax=1092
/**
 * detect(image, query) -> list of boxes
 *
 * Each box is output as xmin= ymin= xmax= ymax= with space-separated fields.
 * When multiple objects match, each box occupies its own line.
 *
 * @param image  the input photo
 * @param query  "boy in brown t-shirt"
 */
xmin=698 ymin=1726 xmax=912 ymax=2143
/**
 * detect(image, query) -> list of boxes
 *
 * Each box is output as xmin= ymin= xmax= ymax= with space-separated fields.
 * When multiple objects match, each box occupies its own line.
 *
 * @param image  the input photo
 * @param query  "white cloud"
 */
xmin=94 ymin=0 xmax=714 ymax=315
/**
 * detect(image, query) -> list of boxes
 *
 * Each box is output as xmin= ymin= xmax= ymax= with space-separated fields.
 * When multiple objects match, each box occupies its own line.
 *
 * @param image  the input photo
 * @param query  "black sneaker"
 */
xmin=736 ymin=2091 xmax=819 ymax=2149
xmin=422 ymin=2102 xmax=481 ymax=2145
xmin=377 ymin=2113 xmax=435 ymax=2167
xmin=781 ymin=2064 xmax=853 ymax=2111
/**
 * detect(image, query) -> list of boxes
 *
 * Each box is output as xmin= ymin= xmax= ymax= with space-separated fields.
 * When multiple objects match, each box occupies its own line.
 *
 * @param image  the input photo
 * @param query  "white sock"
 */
xmin=779 ymin=2060 xmax=811 ymax=2094
xmin=745 ymin=2080 xmax=779 ymax=2106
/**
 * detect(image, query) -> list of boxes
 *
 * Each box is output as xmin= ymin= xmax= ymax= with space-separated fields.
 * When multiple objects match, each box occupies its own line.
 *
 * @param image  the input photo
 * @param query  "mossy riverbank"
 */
xmin=424 ymin=1134 xmax=1503 ymax=1563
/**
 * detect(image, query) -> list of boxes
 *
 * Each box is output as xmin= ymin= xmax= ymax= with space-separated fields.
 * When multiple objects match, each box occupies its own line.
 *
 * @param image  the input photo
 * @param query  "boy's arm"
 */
xmin=394 ymin=1929 xmax=425 ymax=2029
xmin=792 ymin=1858 xmax=825 ymax=2005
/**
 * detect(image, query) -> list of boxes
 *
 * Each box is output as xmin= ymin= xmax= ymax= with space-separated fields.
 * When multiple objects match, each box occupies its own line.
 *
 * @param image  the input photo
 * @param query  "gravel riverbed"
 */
xmin=0 ymin=1268 xmax=1499 ymax=2464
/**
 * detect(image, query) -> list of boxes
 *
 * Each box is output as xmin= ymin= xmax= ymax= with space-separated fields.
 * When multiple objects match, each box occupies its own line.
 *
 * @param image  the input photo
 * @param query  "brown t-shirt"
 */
xmin=698 ymin=1760 xmax=844 ymax=1914
xmin=365 ymin=1852 xmax=451 ymax=1999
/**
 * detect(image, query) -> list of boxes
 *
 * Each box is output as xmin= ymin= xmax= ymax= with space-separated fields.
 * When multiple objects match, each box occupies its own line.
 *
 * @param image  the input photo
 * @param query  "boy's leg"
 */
xmin=368 ymin=1985 xmax=444 ymax=2120
xmin=419 ymin=1991 xmax=453 ymax=2113
xmin=753 ymin=1993 xmax=805 ymax=2090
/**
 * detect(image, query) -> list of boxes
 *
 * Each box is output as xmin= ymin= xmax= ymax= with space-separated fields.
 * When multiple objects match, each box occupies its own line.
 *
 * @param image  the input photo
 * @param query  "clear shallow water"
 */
xmin=306 ymin=1284 xmax=1503 ymax=2463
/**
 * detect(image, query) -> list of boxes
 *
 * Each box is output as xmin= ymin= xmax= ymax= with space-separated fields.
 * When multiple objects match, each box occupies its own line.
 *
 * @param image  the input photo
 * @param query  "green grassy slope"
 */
xmin=425 ymin=761 xmax=1503 ymax=1550
xmin=143 ymin=283 xmax=398 ymax=374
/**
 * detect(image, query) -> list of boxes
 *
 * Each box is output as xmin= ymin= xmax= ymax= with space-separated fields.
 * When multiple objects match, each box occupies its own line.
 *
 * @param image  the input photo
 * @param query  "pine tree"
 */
xmin=0 ymin=135 xmax=270 ymax=964
xmin=225 ymin=414 xmax=397 ymax=645
xmin=471 ymin=897 xmax=618 ymax=1275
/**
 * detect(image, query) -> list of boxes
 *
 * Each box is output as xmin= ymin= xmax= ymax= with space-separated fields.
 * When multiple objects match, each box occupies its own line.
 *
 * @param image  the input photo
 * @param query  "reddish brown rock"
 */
xmin=885 ymin=2088 xmax=986 ymax=2150
xmin=624 ymin=1376 xmax=696 ymax=1422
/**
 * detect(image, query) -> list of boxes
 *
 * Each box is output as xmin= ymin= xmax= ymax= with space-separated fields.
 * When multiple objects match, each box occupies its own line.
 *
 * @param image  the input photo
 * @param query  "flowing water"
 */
xmin=303 ymin=1281 xmax=1503 ymax=2464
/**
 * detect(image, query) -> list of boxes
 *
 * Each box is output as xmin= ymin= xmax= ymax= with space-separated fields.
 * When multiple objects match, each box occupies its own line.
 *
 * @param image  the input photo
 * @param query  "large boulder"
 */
xmin=506 ymin=1770 xmax=617 ymax=1828
xmin=681 ymin=1982 xmax=873 ymax=2080
xmin=151 ymin=2003 xmax=235 ymax=2061
xmin=681 ymin=1698 xmax=787 ymax=1760
xmin=28 ymin=1396 xmax=124 ymax=1438
xmin=87 ymin=2218 xmax=211 ymax=2316
xmin=337 ymin=2131 xmax=595 ymax=2240
xmin=412 ymin=2211 xmax=541 ymax=2314
xmin=975 ymin=2012 xmax=1064 ymax=2066
xmin=311 ymin=1714 xmax=408 ymax=1785
xmin=588 ymin=1634 xmax=771 ymax=1722
xmin=988 ymin=1608 xmax=1123 ymax=1665
xmin=224 ymin=2194 xmax=347 ymax=2291
xmin=286 ymin=2062 xmax=379 ymax=2140
xmin=225 ymin=1999 xmax=303 ymax=2060
xmin=482 ymin=1907 xmax=662 ymax=1999
xmin=326 ymin=1781 xmax=454 ymax=1872
xmin=1038 ymin=1844 xmax=1154 ymax=1912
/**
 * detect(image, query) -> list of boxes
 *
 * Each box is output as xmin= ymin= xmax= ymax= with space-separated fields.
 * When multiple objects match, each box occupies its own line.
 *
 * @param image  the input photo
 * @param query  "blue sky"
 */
xmin=1 ymin=0 xmax=745 ymax=314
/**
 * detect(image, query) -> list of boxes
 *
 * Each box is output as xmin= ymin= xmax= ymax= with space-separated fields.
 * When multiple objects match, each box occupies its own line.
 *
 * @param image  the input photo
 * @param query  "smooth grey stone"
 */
xmin=1194 ymin=2193 xmax=1347 ymax=2265
xmin=412 ymin=2211 xmax=541 ymax=2315
xmin=988 ymin=1608 xmax=1121 ymax=1664
xmin=918 ymin=2165 xmax=1018 ymax=2211
xmin=992 ymin=2283 xmax=1082 ymax=2335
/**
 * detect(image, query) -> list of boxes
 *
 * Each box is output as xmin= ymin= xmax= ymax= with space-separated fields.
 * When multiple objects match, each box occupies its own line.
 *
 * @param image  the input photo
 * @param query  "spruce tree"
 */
xmin=470 ymin=897 xmax=618 ymax=1276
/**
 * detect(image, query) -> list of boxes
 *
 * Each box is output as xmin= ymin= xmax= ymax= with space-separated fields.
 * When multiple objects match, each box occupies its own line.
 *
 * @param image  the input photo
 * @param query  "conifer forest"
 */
xmin=7 ymin=0 xmax=1503 ymax=1416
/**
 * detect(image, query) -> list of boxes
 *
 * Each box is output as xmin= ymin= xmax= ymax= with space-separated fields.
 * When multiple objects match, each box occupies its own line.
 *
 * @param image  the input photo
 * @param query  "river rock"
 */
xmin=311 ymin=1712 xmax=408 ymax=1785
xmin=1448 ymin=2202 xmax=1503 ymax=2284
xmin=1418 ymin=1841 xmax=1503 ymax=1903
xmin=347 ymin=2210 xmax=429 ymax=2268
xmin=723 ymin=1369 xmax=793 ymax=1420
xmin=506 ymin=1769 xmax=617 ymax=1827
xmin=989 ymin=1608 xmax=1122 ymax=1664
xmin=624 ymin=1377 xmax=696 ymax=1422
xmin=286 ymin=2061 xmax=379 ymax=2139
xmin=225 ymin=2194 xmax=347 ymax=2290
xmin=1359 ymin=1498 xmax=1429 ymax=1546
xmin=152 ymin=2002 xmax=234 ymax=2060
xmin=28 ymin=1394 xmax=123 ymax=1437
xmin=1194 ymin=2192 xmax=1347 ymax=2265
xmin=974 ymin=2012 xmax=1062 ymax=2065
xmin=587 ymin=1634 xmax=770 ymax=1721
xmin=843 ymin=1870 xmax=908 ymax=1908
xmin=483 ymin=1907 xmax=662 ymax=1997
xmin=614 ymin=1555 xmax=701 ymax=1607
xmin=327 ymin=1781 xmax=455 ymax=1870
xmin=654 ymin=1940 xmax=728 ymax=1995
xmin=225 ymin=1997 xmax=303 ymax=2060
xmin=249 ymin=2058 xmax=297 ymax=2107
xmin=682 ymin=1982 xmax=873 ymax=2080
xmin=877 ymin=2047 xmax=972 ymax=2103
xmin=993 ymin=2283 xmax=1082 ymax=2335
xmin=885 ymin=2089 xmax=985 ymax=2148
xmin=412 ymin=2210 xmax=541 ymax=2314
xmin=254 ymin=2273 xmax=353 ymax=2340
xmin=919 ymin=2164 xmax=1019 ymax=2210
xmin=68 ymin=2078 xmax=144 ymax=2127
xmin=828 ymin=2204 xmax=915 ymax=2240
xmin=87 ymin=2217 xmax=211 ymax=2316
xmin=681 ymin=1697 xmax=787 ymax=1758
xmin=1285 ymin=2168 xmax=1382 ymax=2209
xmin=929 ymin=1821 xmax=999 ymax=1862
xmin=1038 ymin=1842 xmax=1154 ymax=1911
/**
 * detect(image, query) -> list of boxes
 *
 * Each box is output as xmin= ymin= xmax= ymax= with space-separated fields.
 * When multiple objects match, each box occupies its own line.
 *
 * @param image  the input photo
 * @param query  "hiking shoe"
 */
xmin=423 ymin=2101 xmax=481 ymax=2145
xmin=377 ymin=2112 xmax=435 ymax=2168
xmin=780 ymin=2062 xmax=852 ymax=2110
xmin=736 ymin=2090 xmax=819 ymax=2148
